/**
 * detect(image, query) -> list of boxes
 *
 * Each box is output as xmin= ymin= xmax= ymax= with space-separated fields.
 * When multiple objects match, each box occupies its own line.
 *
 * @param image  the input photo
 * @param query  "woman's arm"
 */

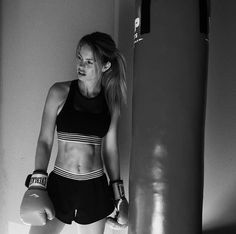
xmin=103 ymin=108 xmax=129 ymax=229
xmin=34 ymin=82 xmax=66 ymax=171
xmin=102 ymin=107 xmax=121 ymax=181
xmin=20 ymin=82 xmax=67 ymax=226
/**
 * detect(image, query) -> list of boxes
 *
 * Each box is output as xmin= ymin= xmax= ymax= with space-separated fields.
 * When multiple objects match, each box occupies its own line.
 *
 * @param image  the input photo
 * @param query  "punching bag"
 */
xmin=129 ymin=0 xmax=210 ymax=234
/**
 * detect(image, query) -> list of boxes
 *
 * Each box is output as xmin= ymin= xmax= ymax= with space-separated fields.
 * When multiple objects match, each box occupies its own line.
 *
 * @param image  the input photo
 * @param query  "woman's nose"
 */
xmin=78 ymin=60 xmax=85 ymax=68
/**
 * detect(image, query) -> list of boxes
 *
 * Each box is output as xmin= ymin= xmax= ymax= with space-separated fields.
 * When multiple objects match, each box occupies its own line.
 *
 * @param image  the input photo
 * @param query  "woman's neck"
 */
xmin=77 ymin=80 xmax=101 ymax=98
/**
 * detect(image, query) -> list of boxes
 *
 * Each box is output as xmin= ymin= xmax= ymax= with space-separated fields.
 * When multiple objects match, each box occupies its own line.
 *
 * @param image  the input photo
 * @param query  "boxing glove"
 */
xmin=106 ymin=179 xmax=129 ymax=230
xmin=20 ymin=170 xmax=55 ymax=226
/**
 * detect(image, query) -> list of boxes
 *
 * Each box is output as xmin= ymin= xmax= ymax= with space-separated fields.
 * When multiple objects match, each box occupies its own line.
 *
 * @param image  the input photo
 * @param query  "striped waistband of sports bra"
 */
xmin=57 ymin=131 xmax=102 ymax=145
xmin=53 ymin=166 xmax=104 ymax=180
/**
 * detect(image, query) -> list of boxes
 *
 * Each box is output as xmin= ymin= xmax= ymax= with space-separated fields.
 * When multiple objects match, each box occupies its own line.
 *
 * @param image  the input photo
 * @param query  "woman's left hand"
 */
xmin=106 ymin=180 xmax=129 ymax=230
xmin=106 ymin=198 xmax=129 ymax=230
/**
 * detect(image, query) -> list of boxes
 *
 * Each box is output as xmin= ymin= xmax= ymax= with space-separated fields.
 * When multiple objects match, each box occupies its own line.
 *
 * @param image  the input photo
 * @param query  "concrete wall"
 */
xmin=0 ymin=1 xmax=117 ymax=233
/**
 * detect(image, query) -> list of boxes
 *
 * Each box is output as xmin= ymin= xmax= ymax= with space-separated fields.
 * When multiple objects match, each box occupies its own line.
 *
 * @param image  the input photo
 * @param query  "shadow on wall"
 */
xmin=203 ymin=223 xmax=236 ymax=234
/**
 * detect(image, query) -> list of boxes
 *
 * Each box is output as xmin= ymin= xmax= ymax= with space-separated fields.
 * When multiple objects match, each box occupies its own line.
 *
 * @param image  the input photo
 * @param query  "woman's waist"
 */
xmin=55 ymin=146 xmax=103 ymax=174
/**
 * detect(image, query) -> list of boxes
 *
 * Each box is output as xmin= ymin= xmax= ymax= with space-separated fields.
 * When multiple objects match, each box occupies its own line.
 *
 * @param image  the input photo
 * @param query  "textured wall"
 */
xmin=0 ymin=1 xmax=115 ymax=233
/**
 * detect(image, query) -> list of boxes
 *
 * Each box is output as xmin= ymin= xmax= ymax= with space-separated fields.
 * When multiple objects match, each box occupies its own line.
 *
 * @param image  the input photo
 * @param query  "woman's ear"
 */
xmin=102 ymin=61 xmax=111 ymax=72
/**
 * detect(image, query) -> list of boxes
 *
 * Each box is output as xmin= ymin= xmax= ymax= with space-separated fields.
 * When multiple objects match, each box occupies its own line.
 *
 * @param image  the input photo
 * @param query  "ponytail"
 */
xmin=102 ymin=49 xmax=127 ymax=113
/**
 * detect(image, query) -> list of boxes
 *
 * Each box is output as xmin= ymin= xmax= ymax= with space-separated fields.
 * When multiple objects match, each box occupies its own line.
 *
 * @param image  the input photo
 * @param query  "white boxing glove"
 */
xmin=20 ymin=170 xmax=55 ymax=226
xmin=106 ymin=179 xmax=129 ymax=230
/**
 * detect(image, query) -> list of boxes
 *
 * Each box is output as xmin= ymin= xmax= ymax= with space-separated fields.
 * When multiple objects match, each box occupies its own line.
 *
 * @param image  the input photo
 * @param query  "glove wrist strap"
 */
xmin=111 ymin=179 xmax=125 ymax=200
xmin=28 ymin=170 xmax=48 ymax=190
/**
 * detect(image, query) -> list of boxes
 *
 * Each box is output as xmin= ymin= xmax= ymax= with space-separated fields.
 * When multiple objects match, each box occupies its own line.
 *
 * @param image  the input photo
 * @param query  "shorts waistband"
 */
xmin=53 ymin=166 xmax=104 ymax=181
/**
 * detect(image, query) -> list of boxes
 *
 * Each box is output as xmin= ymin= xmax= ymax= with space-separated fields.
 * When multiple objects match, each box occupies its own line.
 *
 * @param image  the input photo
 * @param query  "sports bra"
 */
xmin=56 ymin=80 xmax=111 ymax=145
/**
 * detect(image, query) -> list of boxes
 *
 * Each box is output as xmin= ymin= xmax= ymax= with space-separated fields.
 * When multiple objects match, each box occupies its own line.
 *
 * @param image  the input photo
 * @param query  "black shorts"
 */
xmin=47 ymin=171 xmax=115 ymax=224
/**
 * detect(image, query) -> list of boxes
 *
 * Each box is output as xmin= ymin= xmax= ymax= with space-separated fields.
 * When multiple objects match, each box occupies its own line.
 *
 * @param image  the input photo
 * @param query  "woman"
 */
xmin=20 ymin=32 xmax=128 ymax=234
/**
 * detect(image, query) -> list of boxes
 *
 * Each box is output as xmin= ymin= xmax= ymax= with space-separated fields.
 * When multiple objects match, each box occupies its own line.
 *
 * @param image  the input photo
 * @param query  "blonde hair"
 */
xmin=77 ymin=32 xmax=127 ymax=113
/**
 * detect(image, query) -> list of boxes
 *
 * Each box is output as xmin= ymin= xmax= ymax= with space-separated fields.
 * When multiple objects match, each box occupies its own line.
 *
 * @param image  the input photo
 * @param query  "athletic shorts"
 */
xmin=47 ymin=167 xmax=115 ymax=224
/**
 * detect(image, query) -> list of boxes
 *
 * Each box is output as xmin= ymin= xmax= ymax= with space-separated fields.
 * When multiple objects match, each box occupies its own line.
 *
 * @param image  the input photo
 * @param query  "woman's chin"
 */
xmin=77 ymin=75 xmax=86 ymax=81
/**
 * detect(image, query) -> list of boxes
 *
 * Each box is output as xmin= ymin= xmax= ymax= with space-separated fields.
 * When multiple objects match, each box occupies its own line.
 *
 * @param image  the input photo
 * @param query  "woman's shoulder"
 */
xmin=47 ymin=80 xmax=72 ymax=103
xmin=50 ymin=80 xmax=71 ymax=96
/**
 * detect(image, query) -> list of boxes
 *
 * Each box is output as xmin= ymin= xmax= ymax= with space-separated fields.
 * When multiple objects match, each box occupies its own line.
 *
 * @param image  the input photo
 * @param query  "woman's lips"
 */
xmin=77 ymin=70 xmax=86 ymax=76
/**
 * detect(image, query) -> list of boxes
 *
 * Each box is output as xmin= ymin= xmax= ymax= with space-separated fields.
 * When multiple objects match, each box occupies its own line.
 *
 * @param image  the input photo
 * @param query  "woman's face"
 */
xmin=76 ymin=44 xmax=103 ymax=84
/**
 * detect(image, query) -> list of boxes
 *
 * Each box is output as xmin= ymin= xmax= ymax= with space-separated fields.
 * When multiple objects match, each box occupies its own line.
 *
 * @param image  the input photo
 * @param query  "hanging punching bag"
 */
xmin=129 ymin=0 xmax=210 ymax=234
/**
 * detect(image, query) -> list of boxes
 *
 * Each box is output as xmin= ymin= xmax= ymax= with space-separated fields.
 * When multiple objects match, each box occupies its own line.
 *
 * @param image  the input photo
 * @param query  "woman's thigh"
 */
xmin=76 ymin=218 xmax=106 ymax=234
xmin=29 ymin=217 xmax=65 ymax=234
